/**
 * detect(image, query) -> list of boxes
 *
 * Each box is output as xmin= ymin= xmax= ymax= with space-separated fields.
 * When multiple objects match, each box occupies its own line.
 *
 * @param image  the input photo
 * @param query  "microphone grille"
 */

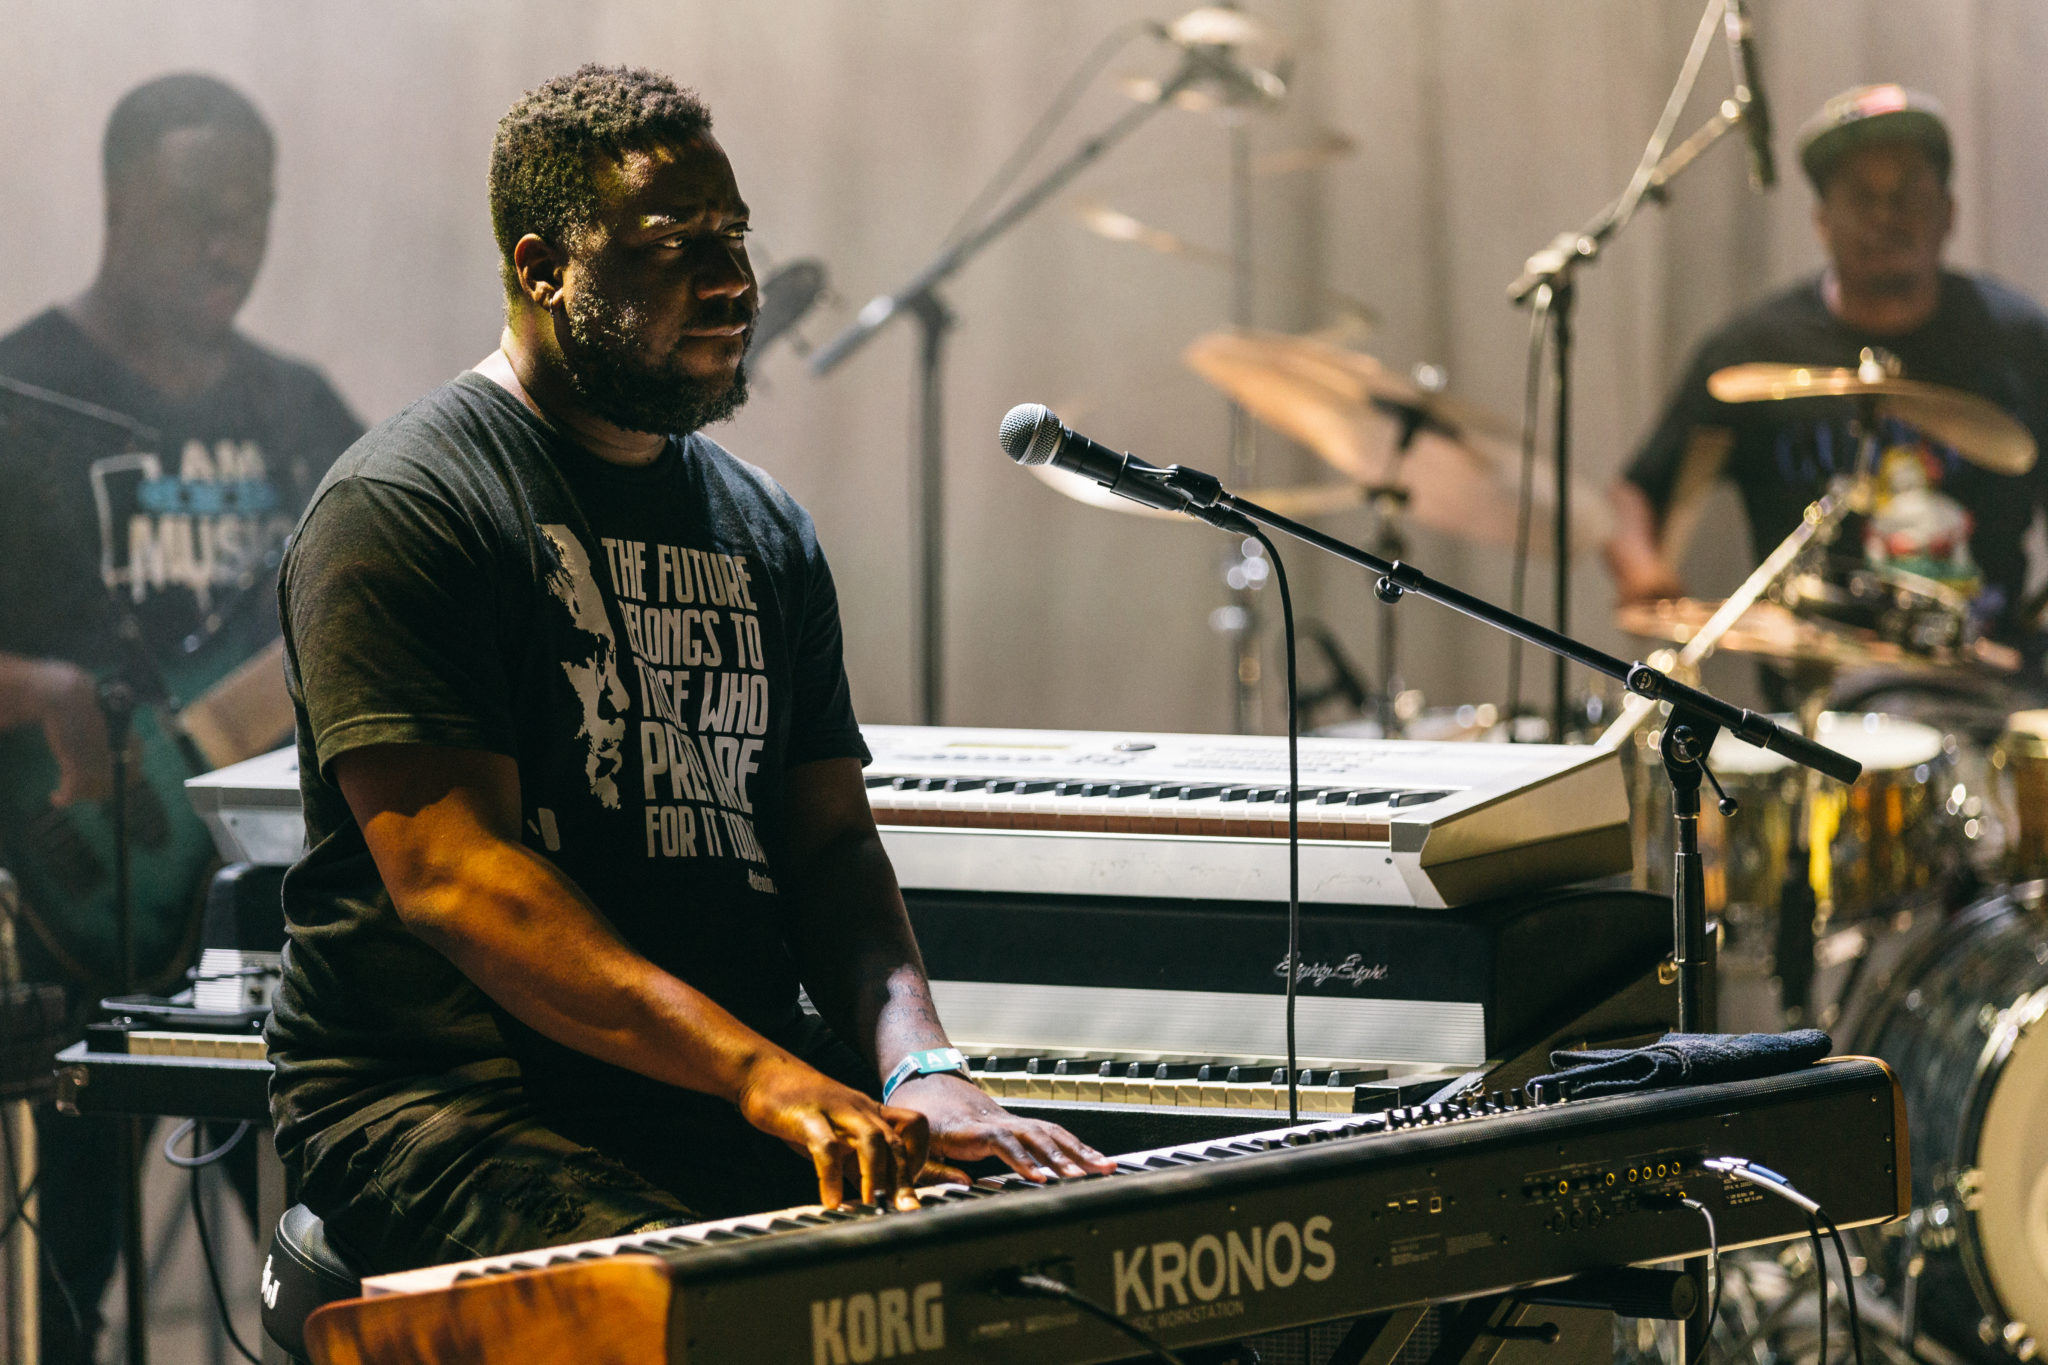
xmin=999 ymin=403 xmax=1063 ymax=466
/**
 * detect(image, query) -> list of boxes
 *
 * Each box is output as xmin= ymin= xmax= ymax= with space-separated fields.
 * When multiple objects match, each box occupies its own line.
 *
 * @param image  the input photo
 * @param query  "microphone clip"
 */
xmin=1161 ymin=465 xmax=1226 ymax=508
xmin=1160 ymin=466 xmax=1256 ymax=534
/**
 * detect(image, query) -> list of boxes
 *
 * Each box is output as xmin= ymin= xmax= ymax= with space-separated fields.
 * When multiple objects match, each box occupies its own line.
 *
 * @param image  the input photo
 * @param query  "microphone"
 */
xmin=1722 ymin=0 xmax=1775 ymax=190
xmin=998 ymin=404 xmax=1192 ymax=515
xmin=747 ymin=259 xmax=828 ymax=358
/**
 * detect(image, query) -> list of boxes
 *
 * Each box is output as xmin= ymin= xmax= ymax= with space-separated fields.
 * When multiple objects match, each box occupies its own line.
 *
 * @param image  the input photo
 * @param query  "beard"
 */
xmin=562 ymin=285 xmax=750 ymax=436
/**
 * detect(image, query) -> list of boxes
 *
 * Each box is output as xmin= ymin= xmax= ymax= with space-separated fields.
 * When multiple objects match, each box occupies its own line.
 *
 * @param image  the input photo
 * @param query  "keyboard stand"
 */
xmin=53 ymin=1042 xmax=290 ymax=1365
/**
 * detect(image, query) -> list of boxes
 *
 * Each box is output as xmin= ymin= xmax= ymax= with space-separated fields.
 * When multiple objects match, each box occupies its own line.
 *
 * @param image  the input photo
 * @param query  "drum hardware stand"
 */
xmin=811 ymin=42 xmax=1244 ymax=726
xmin=1763 ymin=396 xmax=1885 ymax=1026
xmin=1291 ymin=622 xmax=1372 ymax=729
xmin=1362 ymin=393 xmax=1434 ymax=738
xmin=1365 ymin=481 xmax=1410 ymax=737
xmin=1225 ymin=114 xmax=1263 ymax=735
xmin=1897 ymin=1208 xmax=1928 ymax=1351
xmin=1510 ymin=0 xmax=1769 ymax=742
xmin=1774 ymin=681 xmax=1835 ymax=1025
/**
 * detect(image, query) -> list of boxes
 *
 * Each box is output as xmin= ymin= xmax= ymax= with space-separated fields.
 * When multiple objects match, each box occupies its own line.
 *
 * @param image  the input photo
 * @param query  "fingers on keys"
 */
xmin=803 ymin=1105 xmax=927 ymax=1211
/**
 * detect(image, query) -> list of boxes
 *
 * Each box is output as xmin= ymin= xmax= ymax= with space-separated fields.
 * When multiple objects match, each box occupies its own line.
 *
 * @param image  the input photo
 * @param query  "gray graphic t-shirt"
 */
xmin=267 ymin=372 xmax=867 ymax=1141
xmin=0 ymin=308 xmax=360 ymax=671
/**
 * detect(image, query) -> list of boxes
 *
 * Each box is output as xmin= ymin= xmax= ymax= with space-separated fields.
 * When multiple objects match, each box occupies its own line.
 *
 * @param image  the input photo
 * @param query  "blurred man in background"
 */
xmin=0 ymin=72 xmax=359 ymax=1362
xmin=1606 ymin=85 xmax=2048 ymax=663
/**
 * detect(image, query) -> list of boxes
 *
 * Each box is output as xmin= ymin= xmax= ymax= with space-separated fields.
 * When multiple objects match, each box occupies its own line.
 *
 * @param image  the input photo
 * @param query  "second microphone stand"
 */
xmin=811 ymin=44 xmax=1241 ymax=725
xmin=1507 ymin=0 xmax=1768 ymax=740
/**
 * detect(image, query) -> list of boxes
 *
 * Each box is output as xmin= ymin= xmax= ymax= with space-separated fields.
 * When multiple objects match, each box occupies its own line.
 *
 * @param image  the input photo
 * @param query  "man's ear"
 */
xmin=511 ymin=234 xmax=567 ymax=310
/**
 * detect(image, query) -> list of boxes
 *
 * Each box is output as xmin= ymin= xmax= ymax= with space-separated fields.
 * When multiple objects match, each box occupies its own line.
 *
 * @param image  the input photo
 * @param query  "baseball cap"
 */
xmin=1798 ymin=84 xmax=1952 ymax=189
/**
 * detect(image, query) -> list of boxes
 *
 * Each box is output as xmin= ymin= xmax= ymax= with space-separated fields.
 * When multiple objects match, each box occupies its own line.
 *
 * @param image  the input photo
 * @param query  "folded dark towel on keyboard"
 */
xmin=1525 ymin=1029 xmax=1832 ymax=1100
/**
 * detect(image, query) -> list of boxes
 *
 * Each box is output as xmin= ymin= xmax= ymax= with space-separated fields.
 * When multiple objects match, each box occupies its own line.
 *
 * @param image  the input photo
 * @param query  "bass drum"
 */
xmin=1852 ymin=889 xmax=2048 ymax=1362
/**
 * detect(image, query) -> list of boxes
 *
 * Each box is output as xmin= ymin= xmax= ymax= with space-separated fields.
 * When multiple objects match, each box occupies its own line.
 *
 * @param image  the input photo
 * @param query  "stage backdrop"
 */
xmin=4 ymin=0 xmax=2044 ymax=735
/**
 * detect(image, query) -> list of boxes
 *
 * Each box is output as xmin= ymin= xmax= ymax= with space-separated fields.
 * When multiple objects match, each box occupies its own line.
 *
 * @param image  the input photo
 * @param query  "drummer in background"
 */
xmin=1605 ymin=85 xmax=2048 ymax=665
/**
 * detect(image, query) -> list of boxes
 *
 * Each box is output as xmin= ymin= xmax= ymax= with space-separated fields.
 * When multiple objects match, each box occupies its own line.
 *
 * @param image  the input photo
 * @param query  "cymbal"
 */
xmin=1707 ymin=362 xmax=2037 ymax=476
xmin=1026 ymin=462 xmax=1366 ymax=522
xmin=1616 ymin=596 xmax=2017 ymax=673
xmin=1163 ymin=5 xmax=1272 ymax=47
xmin=1122 ymin=6 xmax=1289 ymax=112
xmin=1251 ymin=128 xmax=1357 ymax=179
xmin=1183 ymin=329 xmax=1611 ymax=553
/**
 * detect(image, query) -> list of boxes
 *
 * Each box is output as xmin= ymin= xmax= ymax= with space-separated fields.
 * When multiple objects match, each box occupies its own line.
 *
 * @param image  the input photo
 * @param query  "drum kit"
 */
xmin=1031 ymin=314 xmax=2048 ymax=1363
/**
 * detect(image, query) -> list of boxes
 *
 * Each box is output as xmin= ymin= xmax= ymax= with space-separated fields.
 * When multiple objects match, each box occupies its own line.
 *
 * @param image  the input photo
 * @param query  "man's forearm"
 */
xmin=1605 ymin=479 xmax=1686 ymax=603
xmin=396 ymin=836 xmax=795 ymax=1102
xmin=787 ymin=829 xmax=950 ymax=1079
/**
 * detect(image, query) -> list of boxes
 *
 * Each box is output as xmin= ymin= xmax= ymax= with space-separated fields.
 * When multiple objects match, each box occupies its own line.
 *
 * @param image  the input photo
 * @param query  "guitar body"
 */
xmin=0 ymin=639 xmax=289 ymax=992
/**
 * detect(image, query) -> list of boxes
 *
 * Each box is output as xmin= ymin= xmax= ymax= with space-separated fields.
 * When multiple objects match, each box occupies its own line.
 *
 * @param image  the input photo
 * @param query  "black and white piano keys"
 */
xmin=964 ymin=1054 xmax=1442 ymax=1113
xmin=861 ymin=772 xmax=1450 ymax=841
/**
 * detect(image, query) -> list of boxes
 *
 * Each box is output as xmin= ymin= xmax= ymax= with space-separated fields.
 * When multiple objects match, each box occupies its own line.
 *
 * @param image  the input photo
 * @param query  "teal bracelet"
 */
xmin=882 ymin=1047 xmax=970 ymax=1103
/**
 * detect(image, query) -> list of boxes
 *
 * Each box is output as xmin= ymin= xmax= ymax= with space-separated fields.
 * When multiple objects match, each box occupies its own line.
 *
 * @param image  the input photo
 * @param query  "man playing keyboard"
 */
xmin=266 ymin=63 xmax=1109 ymax=1274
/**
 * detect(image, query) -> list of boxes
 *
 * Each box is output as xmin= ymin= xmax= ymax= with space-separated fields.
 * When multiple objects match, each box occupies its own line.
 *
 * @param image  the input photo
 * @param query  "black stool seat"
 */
xmin=263 ymin=1204 xmax=362 ymax=1363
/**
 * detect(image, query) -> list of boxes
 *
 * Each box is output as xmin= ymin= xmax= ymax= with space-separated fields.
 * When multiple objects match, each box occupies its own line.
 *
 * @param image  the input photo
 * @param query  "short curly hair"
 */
xmin=489 ymin=64 xmax=713 ymax=284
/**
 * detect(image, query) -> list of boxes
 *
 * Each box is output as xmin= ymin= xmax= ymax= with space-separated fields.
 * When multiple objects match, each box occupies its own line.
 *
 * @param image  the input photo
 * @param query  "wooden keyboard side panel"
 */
xmin=305 ymin=1255 xmax=670 ymax=1365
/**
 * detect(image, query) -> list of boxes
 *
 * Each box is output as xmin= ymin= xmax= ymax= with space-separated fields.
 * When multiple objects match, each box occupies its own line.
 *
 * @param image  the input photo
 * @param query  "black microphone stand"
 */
xmin=1506 ymin=0 xmax=1768 ymax=741
xmin=811 ymin=44 xmax=1237 ymax=725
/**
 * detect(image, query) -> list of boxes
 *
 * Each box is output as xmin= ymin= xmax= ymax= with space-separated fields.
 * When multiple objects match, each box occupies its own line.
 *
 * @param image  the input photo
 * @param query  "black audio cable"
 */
xmin=1245 ymin=526 xmax=1303 ymax=1124
xmin=1705 ymin=1157 xmax=1864 ymax=1365
xmin=1806 ymin=1214 xmax=1833 ymax=1365
xmin=165 ymin=1118 xmax=262 ymax=1364
xmin=1637 ymin=1187 xmax=1722 ymax=1365
xmin=1679 ymin=1196 xmax=1720 ymax=1365
xmin=993 ymin=1270 xmax=1187 ymax=1365
xmin=1819 ymin=1213 xmax=1866 ymax=1365
xmin=161 ymin=1117 xmax=248 ymax=1169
